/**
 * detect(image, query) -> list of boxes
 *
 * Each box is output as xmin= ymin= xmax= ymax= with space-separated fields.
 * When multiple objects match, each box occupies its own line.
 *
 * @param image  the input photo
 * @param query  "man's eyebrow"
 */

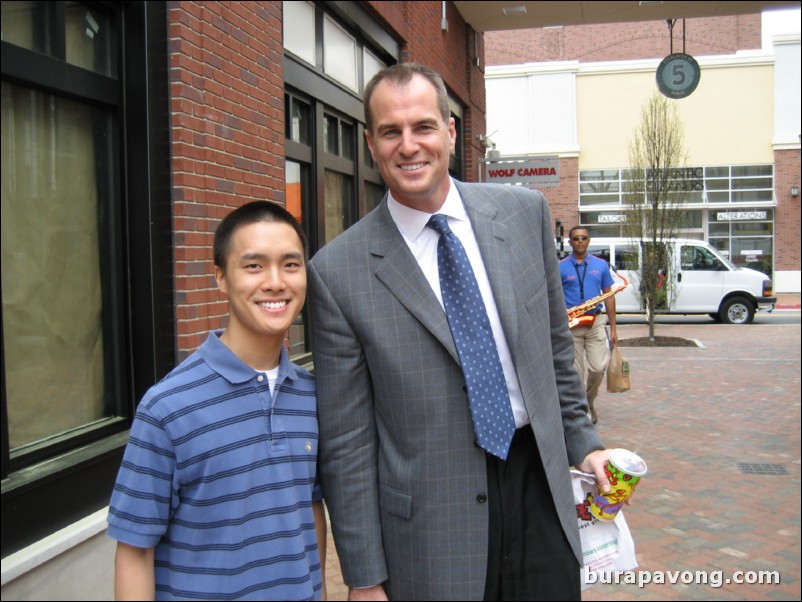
xmin=376 ymin=117 xmax=440 ymax=132
xmin=240 ymin=252 xmax=268 ymax=262
xmin=240 ymin=251 xmax=304 ymax=262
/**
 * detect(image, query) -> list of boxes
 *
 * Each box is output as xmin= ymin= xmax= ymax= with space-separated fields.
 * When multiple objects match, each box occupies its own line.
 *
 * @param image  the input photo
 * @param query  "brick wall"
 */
xmin=542 ymin=157 xmax=580 ymax=234
xmin=774 ymin=148 xmax=802 ymax=277
xmin=168 ymin=0 xmax=285 ymax=357
xmin=167 ymin=1 xmax=482 ymax=357
xmin=486 ymin=14 xmax=761 ymax=65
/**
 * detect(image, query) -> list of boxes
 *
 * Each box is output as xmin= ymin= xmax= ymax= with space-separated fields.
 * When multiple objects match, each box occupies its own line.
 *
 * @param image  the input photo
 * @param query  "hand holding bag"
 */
xmin=572 ymin=470 xmax=638 ymax=589
xmin=607 ymin=345 xmax=630 ymax=393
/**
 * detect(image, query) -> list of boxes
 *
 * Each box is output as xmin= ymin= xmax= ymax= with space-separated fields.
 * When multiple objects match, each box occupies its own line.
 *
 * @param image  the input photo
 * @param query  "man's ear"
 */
xmin=365 ymin=130 xmax=376 ymax=161
xmin=215 ymin=266 xmax=228 ymax=296
xmin=448 ymin=117 xmax=457 ymax=152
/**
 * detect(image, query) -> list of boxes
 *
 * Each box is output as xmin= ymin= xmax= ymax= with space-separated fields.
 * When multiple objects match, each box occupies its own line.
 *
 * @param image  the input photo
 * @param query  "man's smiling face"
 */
xmin=365 ymin=74 xmax=457 ymax=214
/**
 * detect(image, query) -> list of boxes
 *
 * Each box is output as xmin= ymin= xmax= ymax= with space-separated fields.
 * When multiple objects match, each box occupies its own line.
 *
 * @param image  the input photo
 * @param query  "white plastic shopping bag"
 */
xmin=572 ymin=469 xmax=638 ymax=589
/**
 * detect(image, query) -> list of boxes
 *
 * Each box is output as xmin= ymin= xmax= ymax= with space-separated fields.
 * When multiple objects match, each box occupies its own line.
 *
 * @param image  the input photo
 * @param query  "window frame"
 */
xmin=1 ymin=0 xmax=174 ymax=558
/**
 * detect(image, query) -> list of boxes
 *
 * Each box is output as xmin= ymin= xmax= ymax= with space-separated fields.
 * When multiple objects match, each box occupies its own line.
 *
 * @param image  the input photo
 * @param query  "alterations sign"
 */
xmin=485 ymin=157 xmax=560 ymax=188
xmin=717 ymin=211 xmax=768 ymax=221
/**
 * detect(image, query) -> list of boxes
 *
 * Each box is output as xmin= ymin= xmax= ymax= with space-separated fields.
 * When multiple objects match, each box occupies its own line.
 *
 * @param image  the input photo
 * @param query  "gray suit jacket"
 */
xmin=308 ymin=181 xmax=603 ymax=601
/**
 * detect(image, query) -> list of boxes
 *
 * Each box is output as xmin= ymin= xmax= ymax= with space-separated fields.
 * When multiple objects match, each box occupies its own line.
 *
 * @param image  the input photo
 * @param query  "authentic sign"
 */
xmin=647 ymin=167 xmax=704 ymax=192
xmin=485 ymin=158 xmax=560 ymax=188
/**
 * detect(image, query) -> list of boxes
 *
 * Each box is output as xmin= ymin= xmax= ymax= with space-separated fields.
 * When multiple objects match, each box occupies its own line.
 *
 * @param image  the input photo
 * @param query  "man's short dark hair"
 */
xmin=569 ymin=225 xmax=590 ymax=238
xmin=214 ymin=201 xmax=307 ymax=270
xmin=363 ymin=63 xmax=450 ymax=135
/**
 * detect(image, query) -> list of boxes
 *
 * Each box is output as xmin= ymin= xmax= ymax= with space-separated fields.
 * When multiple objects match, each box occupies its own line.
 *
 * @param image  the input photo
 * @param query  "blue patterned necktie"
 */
xmin=427 ymin=214 xmax=516 ymax=460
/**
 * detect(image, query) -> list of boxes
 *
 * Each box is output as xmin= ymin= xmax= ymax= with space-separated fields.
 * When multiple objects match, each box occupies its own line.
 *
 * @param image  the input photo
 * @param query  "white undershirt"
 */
xmin=386 ymin=180 xmax=529 ymax=428
xmin=262 ymin=366 xmax=280 ymax=397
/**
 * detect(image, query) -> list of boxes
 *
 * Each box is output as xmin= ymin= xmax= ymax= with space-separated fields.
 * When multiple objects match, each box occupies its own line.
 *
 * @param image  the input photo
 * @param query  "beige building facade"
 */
xmin=485 ymin=16 xmax=800 ymax=293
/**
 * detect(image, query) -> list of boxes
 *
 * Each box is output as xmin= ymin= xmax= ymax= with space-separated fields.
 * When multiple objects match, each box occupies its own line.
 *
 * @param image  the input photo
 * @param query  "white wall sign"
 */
xmin=599 ymin=214 xmax=626 ymax=223
xmin=717 ymin=211 xmax=768 ymax=221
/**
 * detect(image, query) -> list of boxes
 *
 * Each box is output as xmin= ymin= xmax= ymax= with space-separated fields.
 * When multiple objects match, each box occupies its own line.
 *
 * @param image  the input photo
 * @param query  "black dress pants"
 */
xmin=483 ymin=426 xmax=581 ymax=601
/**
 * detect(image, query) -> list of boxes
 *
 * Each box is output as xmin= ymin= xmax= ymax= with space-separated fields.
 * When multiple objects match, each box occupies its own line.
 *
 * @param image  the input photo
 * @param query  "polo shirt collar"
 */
xmin=199 ymin=330 xmax=299 ymax=385
xmin=570 ymin=253 xmax=589 ymax=266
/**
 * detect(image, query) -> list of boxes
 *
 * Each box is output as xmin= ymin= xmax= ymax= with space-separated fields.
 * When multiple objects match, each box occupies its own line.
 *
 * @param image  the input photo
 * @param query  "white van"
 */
xmin=577 ymin=238 xmax=775 ymax=324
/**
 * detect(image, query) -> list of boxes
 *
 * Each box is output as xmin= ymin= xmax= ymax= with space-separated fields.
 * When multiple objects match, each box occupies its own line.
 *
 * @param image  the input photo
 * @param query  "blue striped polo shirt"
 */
xmin=108 ymin=331 xmax=322 ymax=601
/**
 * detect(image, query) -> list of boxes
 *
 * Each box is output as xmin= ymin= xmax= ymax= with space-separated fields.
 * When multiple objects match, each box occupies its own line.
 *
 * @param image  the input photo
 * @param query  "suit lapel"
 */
xmin=457 ymin=183 xmax=520 ymax=354
xmin=371 ymin=202 xmax=460 ymax=363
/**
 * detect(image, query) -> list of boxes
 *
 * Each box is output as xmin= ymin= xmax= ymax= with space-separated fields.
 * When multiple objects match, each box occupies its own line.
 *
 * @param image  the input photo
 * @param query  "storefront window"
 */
xmin=579 ymin=165 xmax=774 ymax=249
xmin=2 ymin=1 xmax=174 ymax=556
xmin=708 ymin=208 xmax=773 ymax=275
xmin=365 ymin=182 xmax=386 ymax=213
xmin=324 ymin=170 xmax=354 ymax=244
xmin=286 ymin=96 xmax=312 ymax=145
xmin=285 ymin=159 xmax=310 ymax=357
xmin=323 ymin=14 xmax=358 ymax=91
xmin=2 ymin=1 xmax=115 ymax=76
xmin=283 ymin=0 xmax=316 ymax=66
xmin=2 ymin=82 xmax=108 ymax=449
xmin=363 ymin=48 xmax=385 ymax=86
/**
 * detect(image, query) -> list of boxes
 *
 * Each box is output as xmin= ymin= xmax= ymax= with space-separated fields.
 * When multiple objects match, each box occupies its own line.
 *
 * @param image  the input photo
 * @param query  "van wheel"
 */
xmin=720 ymin=297 xmax=755 ymax=325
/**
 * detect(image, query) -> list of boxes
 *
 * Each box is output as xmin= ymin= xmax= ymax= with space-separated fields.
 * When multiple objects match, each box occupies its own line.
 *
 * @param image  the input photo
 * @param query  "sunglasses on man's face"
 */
xmin=571 ymin=236 xmax=588 ymax=242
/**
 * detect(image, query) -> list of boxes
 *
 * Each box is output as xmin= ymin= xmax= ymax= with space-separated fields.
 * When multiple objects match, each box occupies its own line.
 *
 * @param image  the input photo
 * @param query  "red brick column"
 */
xmin=168 ymin=1 xmax=285 ymax=358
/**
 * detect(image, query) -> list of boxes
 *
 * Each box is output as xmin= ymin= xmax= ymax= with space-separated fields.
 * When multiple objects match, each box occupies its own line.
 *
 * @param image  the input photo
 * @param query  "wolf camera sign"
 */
xmin=485 ymin=158 xmax=560 ymax=188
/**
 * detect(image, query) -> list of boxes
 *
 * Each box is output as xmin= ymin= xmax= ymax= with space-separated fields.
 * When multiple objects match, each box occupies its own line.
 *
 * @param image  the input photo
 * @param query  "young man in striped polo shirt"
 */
xmin=108 ymin=201 xmax=326 ymax=600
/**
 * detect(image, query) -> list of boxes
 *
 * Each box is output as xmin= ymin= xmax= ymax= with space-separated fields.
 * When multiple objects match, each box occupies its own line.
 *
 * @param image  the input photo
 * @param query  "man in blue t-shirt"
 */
xmin=560 ymin=226 xmax=618 ymax=424
xmin=108 ymin=202 xmax=326 ymax=600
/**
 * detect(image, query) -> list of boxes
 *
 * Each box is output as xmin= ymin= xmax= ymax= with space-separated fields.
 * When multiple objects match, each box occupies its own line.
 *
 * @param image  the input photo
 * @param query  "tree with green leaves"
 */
xmin=623 ymin=91 xmax=691 ymax=340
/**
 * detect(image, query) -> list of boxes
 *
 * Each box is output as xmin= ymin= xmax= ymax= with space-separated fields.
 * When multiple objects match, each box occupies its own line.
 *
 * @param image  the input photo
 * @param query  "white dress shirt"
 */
xmin=387 ymin=180 xmax=530 ymax=428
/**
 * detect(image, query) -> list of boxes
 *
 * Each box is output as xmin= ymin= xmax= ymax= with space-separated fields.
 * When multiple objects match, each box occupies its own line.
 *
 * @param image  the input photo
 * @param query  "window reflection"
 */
xmin=285 ymin=159 xmax=309 ymax=356
xmin=324 ymin=170 xmax=354 ymax=243
xmin=287 ymin=97 xmax=311 ymax=145
xmin=65 ymin=2 xmax=116 ymax=76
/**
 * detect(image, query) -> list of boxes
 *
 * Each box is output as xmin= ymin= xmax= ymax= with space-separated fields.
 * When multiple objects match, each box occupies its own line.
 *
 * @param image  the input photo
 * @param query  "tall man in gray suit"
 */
xmin=308 ymin=64 xmax=611 ymax=601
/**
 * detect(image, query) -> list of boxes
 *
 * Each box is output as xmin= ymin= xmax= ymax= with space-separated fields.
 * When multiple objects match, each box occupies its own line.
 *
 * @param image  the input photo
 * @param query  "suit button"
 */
xmin=476 ymin=494 xmax=487 ymax=503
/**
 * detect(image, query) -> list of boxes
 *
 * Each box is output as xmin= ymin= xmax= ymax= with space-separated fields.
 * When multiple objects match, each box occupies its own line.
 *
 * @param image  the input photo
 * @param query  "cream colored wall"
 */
xmin=577 ymin=61 xmax=775 ymax=169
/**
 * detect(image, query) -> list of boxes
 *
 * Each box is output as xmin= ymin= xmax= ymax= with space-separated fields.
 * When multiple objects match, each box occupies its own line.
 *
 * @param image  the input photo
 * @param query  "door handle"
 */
xmin=677 ymin=272 xmax=682 ymax=282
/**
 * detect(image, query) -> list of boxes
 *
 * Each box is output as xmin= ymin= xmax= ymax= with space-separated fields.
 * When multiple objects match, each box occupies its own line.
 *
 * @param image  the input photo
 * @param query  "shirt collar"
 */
xmin=387 ymin=178 xmax=468 ymax=242
xmin=199 ymin=330 xmax=299 ymax=385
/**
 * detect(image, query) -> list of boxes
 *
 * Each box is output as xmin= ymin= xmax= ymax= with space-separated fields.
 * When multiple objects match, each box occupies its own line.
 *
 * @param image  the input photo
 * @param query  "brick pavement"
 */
xmin=322 ymin=320 xmax=801 ymax=601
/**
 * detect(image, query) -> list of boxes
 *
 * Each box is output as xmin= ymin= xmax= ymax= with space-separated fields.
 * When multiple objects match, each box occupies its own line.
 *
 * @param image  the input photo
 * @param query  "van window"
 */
xmin=681 ymin=246 xmax=724 ymax=271
xmin=616 ymin=245 xmax=639 ymax=271
xmin=588 ymin=245 xmax=610 ymax=263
